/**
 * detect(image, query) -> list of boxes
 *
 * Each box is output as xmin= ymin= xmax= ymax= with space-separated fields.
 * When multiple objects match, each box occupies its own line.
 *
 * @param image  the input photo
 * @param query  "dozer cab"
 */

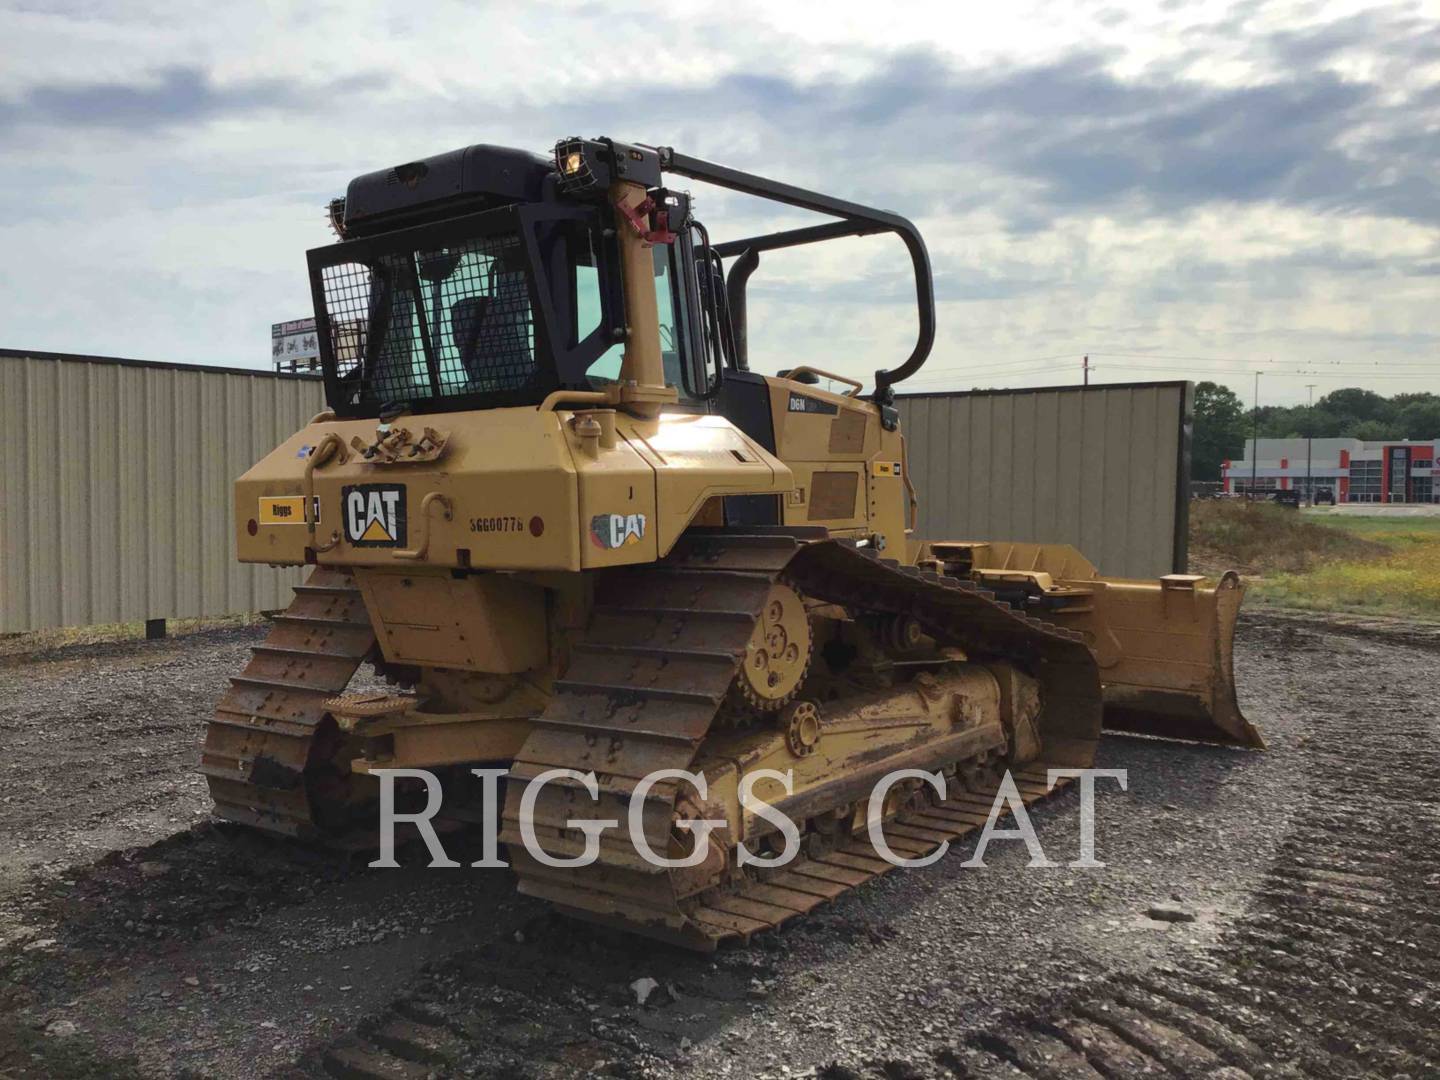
xmin=203 ymin=136 xmax=1259 ymax=949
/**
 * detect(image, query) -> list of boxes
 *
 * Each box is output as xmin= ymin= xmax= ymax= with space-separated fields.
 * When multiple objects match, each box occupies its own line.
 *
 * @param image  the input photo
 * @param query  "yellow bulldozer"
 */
xmin=202 ymin=136 xmax=1260 ymax=949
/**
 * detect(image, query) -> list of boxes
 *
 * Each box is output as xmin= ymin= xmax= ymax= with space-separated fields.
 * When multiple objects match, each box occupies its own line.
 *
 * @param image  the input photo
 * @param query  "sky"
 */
xmin=1 ymin=0 xmax=1437 ymax=406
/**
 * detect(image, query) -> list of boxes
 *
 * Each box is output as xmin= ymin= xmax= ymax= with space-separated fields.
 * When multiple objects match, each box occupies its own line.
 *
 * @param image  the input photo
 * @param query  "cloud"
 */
xmin=0 ymin=65 xmax=387 ymax=133
xmin=1265 ymin=7 xmax=1440 ymax=69
xmin=618 ymin=42 xmax=1434 ymax=229
xmin=0 ymin=0 xmax=1435 ymax=407
xmin=426 ymin=13 xmax=1433 ymax=248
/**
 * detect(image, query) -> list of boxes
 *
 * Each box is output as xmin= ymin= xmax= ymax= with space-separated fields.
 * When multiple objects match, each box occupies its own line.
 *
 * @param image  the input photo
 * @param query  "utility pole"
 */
xmin=1250 ymin=370 xmax=1261 ymax=502
xmin=1305 ymin=383 xmax=1316 ymax=507
xmin=1083 ymin=355 xmax=1090 ymax=386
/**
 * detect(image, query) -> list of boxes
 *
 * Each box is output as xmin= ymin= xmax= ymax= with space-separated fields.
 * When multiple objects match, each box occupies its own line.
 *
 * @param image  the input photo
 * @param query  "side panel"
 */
xmin=773 ymin=385 xmax=850 ymax=524
xmin=576 ymin=434 xmax=659 ymax=569
xmin=762 ymin=377 xmax=909 ymax=554
xmin=235 ymin=407 xmax=791 ymax=572
xmin=355 ymin=567 xmax=547 ymax=673
xmin=236 ymin=408 xmax=584 ymax=571
xmin=626 ymin=413 xmax=790 ymax=557
xmin=866 ymin=423 xmax=909 ymax=554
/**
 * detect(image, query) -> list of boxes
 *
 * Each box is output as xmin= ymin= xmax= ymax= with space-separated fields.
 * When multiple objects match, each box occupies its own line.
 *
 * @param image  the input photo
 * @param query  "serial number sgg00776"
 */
xmin=469 ymin=515 xmax=525 ymax=534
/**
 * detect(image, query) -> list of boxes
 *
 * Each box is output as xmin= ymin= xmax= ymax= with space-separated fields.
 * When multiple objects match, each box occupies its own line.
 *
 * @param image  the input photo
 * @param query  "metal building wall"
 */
xmin=0 ymin=351 xmax=325 ymax=633
xmin=897 ymin=382 xmax=1192 ymax=579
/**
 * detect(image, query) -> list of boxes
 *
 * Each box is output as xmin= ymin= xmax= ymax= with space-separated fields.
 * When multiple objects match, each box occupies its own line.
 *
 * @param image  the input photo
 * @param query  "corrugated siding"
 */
xmin=897 ymin=383 xmax=1190 ymax=579
xmin=0 ymin=354 xmax=325 ymax=633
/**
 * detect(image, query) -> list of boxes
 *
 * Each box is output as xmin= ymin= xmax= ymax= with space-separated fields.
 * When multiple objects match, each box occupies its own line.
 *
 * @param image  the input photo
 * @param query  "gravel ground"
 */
xmin=0 ymin=609 xmax=1436 ymax=1078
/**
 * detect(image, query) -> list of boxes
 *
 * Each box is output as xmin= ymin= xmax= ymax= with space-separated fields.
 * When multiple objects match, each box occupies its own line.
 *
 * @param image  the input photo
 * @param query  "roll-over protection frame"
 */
xmin=656 ymin=148 xmax=936 ymax=404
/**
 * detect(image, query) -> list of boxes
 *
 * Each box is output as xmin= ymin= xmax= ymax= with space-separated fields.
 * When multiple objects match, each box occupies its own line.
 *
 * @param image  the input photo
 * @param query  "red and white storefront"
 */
xmin=1222 ymin=438 xmax=1438 ymax=503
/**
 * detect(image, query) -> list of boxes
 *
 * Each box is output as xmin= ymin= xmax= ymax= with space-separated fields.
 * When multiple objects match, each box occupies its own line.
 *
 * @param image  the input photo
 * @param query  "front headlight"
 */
xmin=554 ymin=137 xmax=600 ymax=194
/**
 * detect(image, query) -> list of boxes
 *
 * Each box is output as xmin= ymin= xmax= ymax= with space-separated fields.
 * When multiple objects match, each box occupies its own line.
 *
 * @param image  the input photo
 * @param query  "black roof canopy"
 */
xmin=341 ymin=144 xmax=556 ymax=237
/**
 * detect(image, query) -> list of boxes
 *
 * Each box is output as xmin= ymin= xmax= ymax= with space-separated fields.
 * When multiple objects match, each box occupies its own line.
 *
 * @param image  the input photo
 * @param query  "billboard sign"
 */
xmin=271 ymin=318 xmax=319 ymax=367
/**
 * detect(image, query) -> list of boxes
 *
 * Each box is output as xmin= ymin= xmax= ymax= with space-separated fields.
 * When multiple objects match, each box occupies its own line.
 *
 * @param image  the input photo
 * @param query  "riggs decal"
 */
xmin=257 ymin=495 xmax=320 ymax=525
xmin=343 ymin=484 xmax=408 ymax=547
xmin=590 ymin=513 xmax=647 ymax=550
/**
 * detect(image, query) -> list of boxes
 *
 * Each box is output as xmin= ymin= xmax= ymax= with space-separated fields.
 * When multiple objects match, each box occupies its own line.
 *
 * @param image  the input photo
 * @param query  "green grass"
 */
xmin=1259 ymin=528 xmax=1440 ymax=616
xmin=1190 ymin=501 xmax=1440 ymax=618
xmin=1309 ymin=513 xmax=1440 ymax=544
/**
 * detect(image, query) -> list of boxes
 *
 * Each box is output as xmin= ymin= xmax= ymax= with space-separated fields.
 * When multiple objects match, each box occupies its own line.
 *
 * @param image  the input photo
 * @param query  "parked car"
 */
xmin=1314 ymin=487 xmax=1336 ymax=505
xmin=1271 ymin=490 xmax=1301 ymax=508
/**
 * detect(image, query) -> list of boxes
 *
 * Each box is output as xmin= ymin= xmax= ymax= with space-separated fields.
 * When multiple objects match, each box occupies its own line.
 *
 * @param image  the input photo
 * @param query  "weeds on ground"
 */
xmin=1260 ymin=544 xmax=1440 ymax=616
xmin=1190 ymin=501 xmax=1440 ymax=618
xmin=1189 ymin=500 xmax=1385 ymax=573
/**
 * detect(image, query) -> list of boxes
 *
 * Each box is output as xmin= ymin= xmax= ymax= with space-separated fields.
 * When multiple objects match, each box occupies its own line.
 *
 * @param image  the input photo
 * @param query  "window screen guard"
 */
xmin=307 ymin=203 xmax=620 ymax=417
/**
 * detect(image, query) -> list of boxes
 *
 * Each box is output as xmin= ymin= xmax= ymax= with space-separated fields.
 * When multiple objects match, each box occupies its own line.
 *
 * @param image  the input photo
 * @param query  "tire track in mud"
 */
xmin=0 ymin=625 xmax=521 ymax=1079
xmin=4 ymin=613 xmax=1434 ymax=1078
xmin=0 ymin=822 xmax=366 ymax=1009
xmin=937 ymin=711 xmax=1440 ymax=1080
xmin=288 ymin=618 xmax=1440 ymax=1080
xmin=0 ymin=821 xmax=522 ymax=1079
xmin=301 ymin=913 xmax=793 ymax=1080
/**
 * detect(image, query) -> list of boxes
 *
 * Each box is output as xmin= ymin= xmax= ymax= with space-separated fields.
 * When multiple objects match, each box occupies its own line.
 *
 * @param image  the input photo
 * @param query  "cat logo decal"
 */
xmin=590 ymin=513 xmax=646 ymax=550
xmin=343 ymin=484 xmax=407 ymax=547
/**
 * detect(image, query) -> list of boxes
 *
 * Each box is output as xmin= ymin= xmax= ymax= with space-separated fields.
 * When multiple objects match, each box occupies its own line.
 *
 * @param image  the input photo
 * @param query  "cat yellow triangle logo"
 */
xmin=341 ymin=484 xmax=407 ymax=547
xmin=360 ymin=517 xmax=394 ymax=543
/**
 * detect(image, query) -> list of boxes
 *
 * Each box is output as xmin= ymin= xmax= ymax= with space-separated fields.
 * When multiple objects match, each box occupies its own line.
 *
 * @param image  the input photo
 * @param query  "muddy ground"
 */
xmin=1 ymin=610 xmax=1437 ymax=1079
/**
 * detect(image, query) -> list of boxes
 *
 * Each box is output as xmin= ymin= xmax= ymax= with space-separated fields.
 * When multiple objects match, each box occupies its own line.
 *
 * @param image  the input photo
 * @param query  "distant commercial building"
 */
xmin=272 ymin=317 xmax=320 ymax=374
xmin=1223 ymin=437 xmax=1437 ymax=503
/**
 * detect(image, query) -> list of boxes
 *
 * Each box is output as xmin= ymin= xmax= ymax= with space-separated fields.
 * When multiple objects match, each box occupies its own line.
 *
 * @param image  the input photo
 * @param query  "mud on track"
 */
xmin=1 ymin=612 xmax=1437 ymax=1078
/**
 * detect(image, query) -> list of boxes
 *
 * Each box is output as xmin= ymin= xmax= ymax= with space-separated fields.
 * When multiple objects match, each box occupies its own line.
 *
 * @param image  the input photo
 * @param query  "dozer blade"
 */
xmin=1083 ymin=570 xmax=1260 ymax=748
xmin=940 ymin=542 xmax=1261 ymax=749
xmin=1010 ymin=564 xmax=1257 ymax=749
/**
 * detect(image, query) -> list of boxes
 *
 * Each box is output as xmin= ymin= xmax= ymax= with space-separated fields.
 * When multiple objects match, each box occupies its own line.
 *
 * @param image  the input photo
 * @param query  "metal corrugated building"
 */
xmin=897 ymin=382 xmax=1192 ymax=579
xmin=1 ymin=350 xmax=325 ymax=634
xmin=2 ymin=358 xmax=1191 ymax=632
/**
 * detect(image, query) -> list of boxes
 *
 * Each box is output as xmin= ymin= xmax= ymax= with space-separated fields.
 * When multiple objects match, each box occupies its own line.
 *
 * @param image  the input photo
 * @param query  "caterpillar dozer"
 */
xmin=202 ymin=136 xmax=1260 ymax=950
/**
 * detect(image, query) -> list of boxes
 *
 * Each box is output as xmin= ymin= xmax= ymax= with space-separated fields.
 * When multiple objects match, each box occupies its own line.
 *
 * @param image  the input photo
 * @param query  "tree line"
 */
xmin=1193 ymin=384 xmax=1440 ymax=481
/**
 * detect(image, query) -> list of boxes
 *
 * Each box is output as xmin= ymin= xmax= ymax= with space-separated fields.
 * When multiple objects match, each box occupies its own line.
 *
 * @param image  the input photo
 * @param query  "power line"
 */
xmin=914 ymin=366 xmax=1440 ymax=382
xmin=945 ymin=355 xmax=1265 ymax=375
xmin=1082 ymin=357 xmax=1434 ymax=374
xmin=896 ymin=350 xmax=1439 ymax=393
xmin=905 ymin=372 xmax=1074 ymax=388
xmin=1290 ymin=361 xmax=1434 ymax=371
xmin=1088 ymin=357 xmax=1272 ymax=371
xmin=916 ymin=360 xmax=1075 ymax=376
xmin=904 ymin=364 xmax=1077 ymax=380
xmin=1083 ymin=359 xmax=1439 ymax=375
xmin=917 ymin=353 xmax=1081 ymax=376
xmin=915 ymin=349 xmax=1437 ymax=375
xmin=918 ymin=358 xmax=1438 ymax=381
xmin=904 ymin=371 xmax=1074 ymax=388
xmin=1087 ymin=351 xmax=1439 ymax=372
xmin=1110 ymin=366 xmax=1440 ymax=380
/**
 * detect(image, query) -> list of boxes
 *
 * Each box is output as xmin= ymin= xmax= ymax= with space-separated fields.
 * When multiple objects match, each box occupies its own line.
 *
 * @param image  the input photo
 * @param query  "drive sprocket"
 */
xmin=731 ymin=579 xmax=812 ymax=713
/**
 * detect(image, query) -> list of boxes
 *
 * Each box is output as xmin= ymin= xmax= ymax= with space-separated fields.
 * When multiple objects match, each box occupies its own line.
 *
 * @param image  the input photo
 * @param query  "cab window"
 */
xmin=576 ymin=245 xmax=695 ymax=399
